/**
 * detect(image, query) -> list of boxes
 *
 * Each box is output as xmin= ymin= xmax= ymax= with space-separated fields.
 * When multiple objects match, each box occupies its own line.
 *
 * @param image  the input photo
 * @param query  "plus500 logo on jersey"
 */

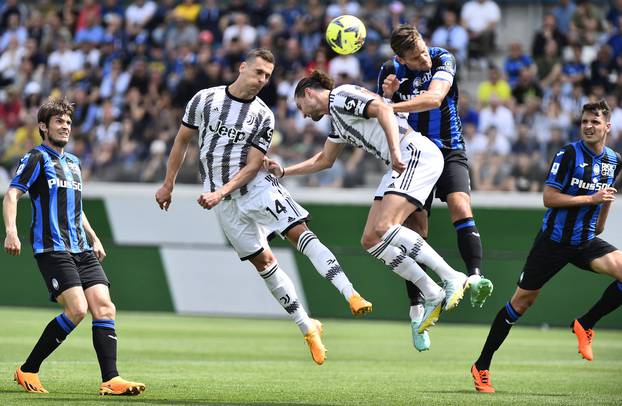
xmin=48 ymin=178 xmax=82 ymax=191
xmin=570 ymin=177 xmax=610 ymax=191
xmin=209 ymin=120 xmax=247 ymax=142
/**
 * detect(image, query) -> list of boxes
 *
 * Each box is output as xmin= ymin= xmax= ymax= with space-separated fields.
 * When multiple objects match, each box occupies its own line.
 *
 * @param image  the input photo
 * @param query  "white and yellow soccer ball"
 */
xmin=325 ymin=15 xmax=366 ymax=55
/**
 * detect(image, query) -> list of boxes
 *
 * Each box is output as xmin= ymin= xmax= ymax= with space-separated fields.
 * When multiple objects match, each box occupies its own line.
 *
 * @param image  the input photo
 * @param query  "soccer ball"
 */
xmin=325 ymin=15 xmax=366 ymax=55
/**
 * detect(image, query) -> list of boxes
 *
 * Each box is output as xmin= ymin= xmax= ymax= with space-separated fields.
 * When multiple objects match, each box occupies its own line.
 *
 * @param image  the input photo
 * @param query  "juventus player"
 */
xmin=266 ymin=70 xmax=468 ymax=333
xmin=155 ymin=49 xmax=371 ymax=365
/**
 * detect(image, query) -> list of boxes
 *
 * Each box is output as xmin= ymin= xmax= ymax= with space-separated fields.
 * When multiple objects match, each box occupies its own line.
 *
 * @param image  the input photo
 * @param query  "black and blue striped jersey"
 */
xmin=377 ymin=47 xmax=464 ymax=150
xmin=541 ymin=141 xmax=622 ymax=245
xmin=10 ymin=144 xmax=91 ymax=254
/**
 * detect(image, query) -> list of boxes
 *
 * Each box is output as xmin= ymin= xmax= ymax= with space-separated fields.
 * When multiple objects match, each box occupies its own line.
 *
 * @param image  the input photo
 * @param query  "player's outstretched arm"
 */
xmin=270 ymin=139 xmax=345 ymax=178
xmin=197 ymin=147 xmax=265 ymax=210
xmin=156 ymin=125 xmax=196 ymax=211
xmin=392 ymin=79 xmax=451 ymax=114
xmin=3 ymin=187 xmax=23 ymax=256
xmin=543 ymin=185 xmax=616 ymax=209
xmin=82 ymin=211 xmax=106 ymax=262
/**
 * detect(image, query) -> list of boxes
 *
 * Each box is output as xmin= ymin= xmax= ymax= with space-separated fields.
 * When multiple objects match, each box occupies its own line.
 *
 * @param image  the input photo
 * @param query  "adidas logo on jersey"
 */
xmin=208 ymin=119 xmax=247 ymax=143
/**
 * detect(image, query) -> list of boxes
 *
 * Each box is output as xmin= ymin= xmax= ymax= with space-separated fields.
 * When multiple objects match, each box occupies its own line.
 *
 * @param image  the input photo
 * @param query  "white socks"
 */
xmin=259 ymin=263 xmax=312 ymax=334
xmin=382 ymin=225 xmax=461 ymax=281
xmin=367 ymin=242 xmax=442 ymax=298
xmin=298 ymin=230 xmax=355 ymax=300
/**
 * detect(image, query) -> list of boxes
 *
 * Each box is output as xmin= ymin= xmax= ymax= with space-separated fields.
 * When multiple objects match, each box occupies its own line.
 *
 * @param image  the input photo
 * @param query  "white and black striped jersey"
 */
xmin=327 ymin=84 xmax=413 ymax=165
xmin=182 ymin=85 xmax=275 ymax=198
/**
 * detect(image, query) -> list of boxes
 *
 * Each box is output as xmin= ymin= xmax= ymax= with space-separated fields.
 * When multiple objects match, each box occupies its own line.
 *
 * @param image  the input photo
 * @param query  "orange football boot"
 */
xmin=304 ymin=319 xmax=327 ymax=365
xmin=99 ymin=376 xmax=146 ymax=396
xmin=471 ymin=364 xmax=496 ymax=393
xmin=14 ymin=367 xmax=48 ymax=393
xmin=348 ymin=294 xmax=373 ymax=316
xmin=572 ymin=319 xmax=594 ymax=361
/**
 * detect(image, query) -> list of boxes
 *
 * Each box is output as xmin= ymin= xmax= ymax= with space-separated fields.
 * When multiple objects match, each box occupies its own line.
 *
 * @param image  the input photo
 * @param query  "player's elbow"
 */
xmin=429 ymin=94 xmax=443 ymax=109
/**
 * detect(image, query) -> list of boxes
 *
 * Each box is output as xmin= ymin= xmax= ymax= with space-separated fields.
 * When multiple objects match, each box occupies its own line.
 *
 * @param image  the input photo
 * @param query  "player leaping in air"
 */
xmin=266 ymin=70 xmax=469 ymax=333
xmin=155 ymin=49 xmax=372 ymax=366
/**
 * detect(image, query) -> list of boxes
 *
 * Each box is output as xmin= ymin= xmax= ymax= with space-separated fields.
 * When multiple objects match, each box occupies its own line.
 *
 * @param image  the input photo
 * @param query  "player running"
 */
xmin=265 ymin=70 xmax=468 ymax=332
xmin=155 ymin=49 xmax=372 ymax=366
xmin=3 ymin=97 xmax=145 ymax=396
xmin=378 ymin=24 xmax=493 ymax=351
xmin=471 ymin=100 xmax=622 ymax=393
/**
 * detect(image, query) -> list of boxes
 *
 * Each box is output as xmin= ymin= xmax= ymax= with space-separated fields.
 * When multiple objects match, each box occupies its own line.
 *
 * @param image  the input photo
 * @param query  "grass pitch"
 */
xmin=0 ymin=307 xmax=620 ymax=405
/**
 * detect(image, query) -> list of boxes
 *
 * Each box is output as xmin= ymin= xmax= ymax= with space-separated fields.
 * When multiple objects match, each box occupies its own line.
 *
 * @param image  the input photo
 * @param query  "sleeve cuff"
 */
xmin=250 ymin=143 xmax=267 ymax=154
xmin=9 ymin=183 xmax=28 ymax=192
xmin=362 ymin=99 xmax=374 ymax=119
xmin=544 ymin=181 xmax=563 ymax=190
xmin=181 ymin=120 xmax=198 ymax=130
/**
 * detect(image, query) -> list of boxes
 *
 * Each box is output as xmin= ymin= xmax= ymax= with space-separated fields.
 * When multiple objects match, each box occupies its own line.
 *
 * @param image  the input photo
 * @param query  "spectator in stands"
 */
xmin=552 ymin=0 xmax=576 ymax=34
xmin=461 ymin=0 xmax=501 ymax=64
xmin=535 ymin=40 xmax=563 ymax=88
xmin=174 ymin=0 xmax=201 ymax=23
xmin=570 ymin=0 xmax=606 ymax=45
xmin=0 ymin=87 xmax=22 ymax=130
xmin=478 ymin=95 xmax=515 ymax=140
xmin=589 ymin=45 xmax=615 ymax=90
xmin=459 ymin=91 xmax=480 ymax=128
xmin=125 ymin=0 xmax=157 ymax=37
xmin=0 ymin=13 xmax=27 ymax=52
xmin=0 ymin=36 xmax=26 ymax=87
xmin=512 ymin=67 xmax=543 ymax=106
xmin=507 ymin=153 xmax=544 ymax=192
xmin=532 ymin=12 xmax=566 ymax=59
xmin=504 ymin=42 xmax=535 ymax=89
xmin=222 ymin=12 xmax=257 ymax=50
xmin=561 ymin=44 xmax=587 ymax=94
xmin=326 ymin=0 xmax=361 ymax=20
xmin=477 ymin=64 xmax=511 ymax=106
xmin=430 ymin=9 xmax=468 ymax=66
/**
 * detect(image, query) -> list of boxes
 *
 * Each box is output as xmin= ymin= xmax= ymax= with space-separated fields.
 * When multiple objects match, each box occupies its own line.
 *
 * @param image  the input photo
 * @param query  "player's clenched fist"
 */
xmin=382 ymin=74 xmax=400 ymax=99
xmin=155 ymin=185 xmax=173 ymax=210
xmin=198 ymin=191 xmax=224 ymax=209
xmin=264 ymin=158 xmax=284 ymax=177
xmin=4 ymin=231 xmax=21 ymax=256
xmin=591 ymin=187 xmax=617 ymax=204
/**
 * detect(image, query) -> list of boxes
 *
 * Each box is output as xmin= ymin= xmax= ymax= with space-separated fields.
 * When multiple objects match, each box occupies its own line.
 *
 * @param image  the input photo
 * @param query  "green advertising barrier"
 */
xmin=0 ymin=198 xmax=174 ymax=311
xmin=1 ymin=192 xmax=620 ymax=328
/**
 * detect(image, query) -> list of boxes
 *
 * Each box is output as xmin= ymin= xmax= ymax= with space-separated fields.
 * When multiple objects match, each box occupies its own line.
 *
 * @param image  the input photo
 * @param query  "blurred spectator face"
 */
xmin=543 ymin=13 xmax=557 ymax=30
xmin=488 ymin=66 xmax=500 ymax=82
xmin=489 ymin=95 xmax=500 ymax=109
xmin=517 ymin=123 xmax=530 ymax=139
xmin=463 ymin=122 xmax=476 ymax=139
xmin=544 ymin=40 xmax=558 ymax=58
xmin=509 ymin=42 xmax=522 ymax=58
xmin=518 ymin=67 xmax=533 ymax=84
xmin=8 ymin=13 xmax=20 ymax=29
xmin=442 ymin=10 xmax=457 ymax=27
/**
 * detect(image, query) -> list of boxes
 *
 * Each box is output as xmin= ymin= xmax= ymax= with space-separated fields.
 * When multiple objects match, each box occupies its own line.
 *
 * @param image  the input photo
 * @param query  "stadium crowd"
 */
xmin=1 ymin=0 xmax=622 ymax=192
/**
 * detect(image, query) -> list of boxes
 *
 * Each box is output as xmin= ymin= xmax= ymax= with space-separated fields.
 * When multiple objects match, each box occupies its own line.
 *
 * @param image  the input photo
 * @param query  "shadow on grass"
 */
xmin=419 ymin=389 xmax=571 ymax=397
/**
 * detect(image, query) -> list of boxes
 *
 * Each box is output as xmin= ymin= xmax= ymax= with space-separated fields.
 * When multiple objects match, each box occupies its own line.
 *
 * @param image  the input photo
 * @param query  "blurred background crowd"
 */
xmin=0 ymin=0 xmax=621 ymax=192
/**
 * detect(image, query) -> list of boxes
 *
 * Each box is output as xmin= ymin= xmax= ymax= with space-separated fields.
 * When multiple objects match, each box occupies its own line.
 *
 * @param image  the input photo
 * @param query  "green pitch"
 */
xmin=0 ymin=307 xmax=620 ymax=405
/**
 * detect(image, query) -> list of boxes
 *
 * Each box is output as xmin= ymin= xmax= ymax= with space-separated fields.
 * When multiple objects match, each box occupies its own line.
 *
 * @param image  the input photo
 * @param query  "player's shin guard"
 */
xmin=22 ymin=313 xmax=76 ymax=373
xmin=92 ymin=319 xmax=119 ymax=382
xmin=577 ymin=281 xmax=622 ymax=329
xmin=454 ymin=217 xmax=483 ymax=276
xmin=367 ymin=242 xmax=442 ymax=298
xmin=475 ymin=302 xmax=522 ymax=370
xmin=297 ymin=230 xmax=355 ymax=300
xmin=381 ymin=224 xmax=460 ymax=281
xmin=259 ymin=263 xmax=312 ymax=334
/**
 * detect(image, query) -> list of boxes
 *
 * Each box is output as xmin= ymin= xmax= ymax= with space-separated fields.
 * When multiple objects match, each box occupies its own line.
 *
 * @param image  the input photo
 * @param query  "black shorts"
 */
xmin=424 ymin=148 xmax=471 ymax=211
xmin=35 ymin=251 xmax=110 ymax=302
xmin=518 ymin=232 xmax=618 ymax=290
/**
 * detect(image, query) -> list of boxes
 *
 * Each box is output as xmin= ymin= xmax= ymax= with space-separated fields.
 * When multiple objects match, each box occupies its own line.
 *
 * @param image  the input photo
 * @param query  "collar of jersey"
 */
xmin=39 ymin=143 xmax=64 ymax=158
xmin=225 ymin=85 xmax=255 ymax=103
xmin=579 ymin=140 xmax=605 ymax=159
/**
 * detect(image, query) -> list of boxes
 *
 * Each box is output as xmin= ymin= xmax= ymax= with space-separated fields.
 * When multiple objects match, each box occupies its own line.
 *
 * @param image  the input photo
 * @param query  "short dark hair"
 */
xmin=390 ymin=24 xmax=422 ymax=57
xmin=37 ymin=96 xmax=74 ymax=138
xmin=294 ymin=70 xmax=334 ymax=98
xmin=245 ymin=48 xmax=275 ymax=65
xmin=582 ymin=99 xmax=611 ymax=121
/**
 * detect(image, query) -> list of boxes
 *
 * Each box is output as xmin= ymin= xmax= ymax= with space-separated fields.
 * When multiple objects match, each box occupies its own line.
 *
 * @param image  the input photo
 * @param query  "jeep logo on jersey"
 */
xmin=47 ymin=178 xmax=83 ymax=191
xmin=570 ymin=177 xmax=610 ymax=191
xmin=208 ymin=120 xmax=247 ymax=142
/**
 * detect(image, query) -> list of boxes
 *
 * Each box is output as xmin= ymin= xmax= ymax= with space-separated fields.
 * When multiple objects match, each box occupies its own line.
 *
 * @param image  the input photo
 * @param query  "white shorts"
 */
xmin=374 ymin=133 xmax=444 ymax=208
xmin=214 ymin=174 xmax=310 ymax=260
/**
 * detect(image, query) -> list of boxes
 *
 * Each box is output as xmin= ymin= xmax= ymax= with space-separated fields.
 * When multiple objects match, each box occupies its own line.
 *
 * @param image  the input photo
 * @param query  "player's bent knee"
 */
xmin=94 ymin=302 xmax=116 ymax=320
xmin=250 ymin=250 xmax=277 ymax=271
xmin=65 ymin=303 xmax=88 ymax=324
xmin=361 ymin=233 xmax=380 ymax=250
